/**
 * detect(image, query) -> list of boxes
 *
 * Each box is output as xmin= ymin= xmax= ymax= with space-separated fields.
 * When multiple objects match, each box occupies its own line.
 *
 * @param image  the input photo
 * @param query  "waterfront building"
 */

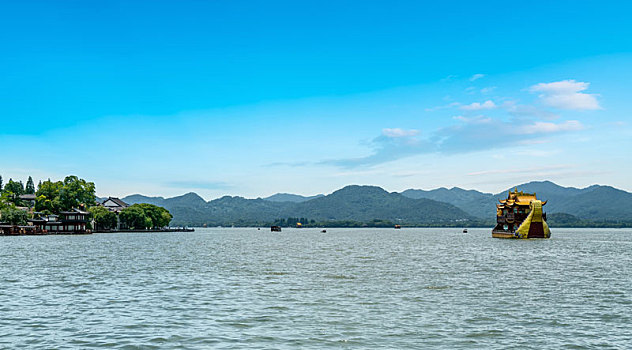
xmin=101 ymin=197 xmax=129 ymax=213
xmin=31 ymin=208 xmax=91 ymax=234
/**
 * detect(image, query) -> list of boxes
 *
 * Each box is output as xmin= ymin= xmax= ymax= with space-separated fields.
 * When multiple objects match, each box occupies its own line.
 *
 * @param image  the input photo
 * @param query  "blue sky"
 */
xmin=1 ymin=1 xmax=631 ymax=199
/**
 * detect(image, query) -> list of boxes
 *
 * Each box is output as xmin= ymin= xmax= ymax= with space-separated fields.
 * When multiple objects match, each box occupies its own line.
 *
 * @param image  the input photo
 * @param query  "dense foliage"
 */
xmin=0 ymin=207 xmax=28 ymax=225
xmin=119 ymin=204 xmax=173 ymax=230
xmin=35 ymin=176 xmax=96 ymax=214
xmin=1 ymin=178 xmax=25 ymax=206
xmin=89 ymin=206 xmax=118 ymax=230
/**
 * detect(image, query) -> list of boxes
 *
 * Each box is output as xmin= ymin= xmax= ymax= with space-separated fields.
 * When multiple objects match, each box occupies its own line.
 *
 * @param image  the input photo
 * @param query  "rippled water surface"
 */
xmin=1 ymin=228 xmax=631 ymax=349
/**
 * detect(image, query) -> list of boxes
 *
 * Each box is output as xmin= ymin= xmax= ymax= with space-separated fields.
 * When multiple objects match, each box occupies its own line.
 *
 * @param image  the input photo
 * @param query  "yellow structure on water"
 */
xmin=492 ymin=188 xmax=551 ymax=239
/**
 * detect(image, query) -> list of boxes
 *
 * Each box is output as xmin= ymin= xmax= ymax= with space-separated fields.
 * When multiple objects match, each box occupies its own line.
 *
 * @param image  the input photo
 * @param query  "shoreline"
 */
xmin=93 ymin=228 xmax=195 ymax=233
xmin=1 ymin=227 xmax=194 ymax=236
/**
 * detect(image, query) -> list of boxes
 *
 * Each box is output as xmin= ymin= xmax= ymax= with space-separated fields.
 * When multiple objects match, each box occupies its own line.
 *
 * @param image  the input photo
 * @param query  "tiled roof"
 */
xmin=104 ymin=197 xmax=129 ymax=208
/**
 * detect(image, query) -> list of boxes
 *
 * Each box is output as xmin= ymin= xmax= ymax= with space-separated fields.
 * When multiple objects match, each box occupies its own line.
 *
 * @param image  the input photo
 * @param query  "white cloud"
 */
xmin=519 ymin=120 xmax=584 ymax=134
xmin=460 ymin=100 xmax=497 ymax=111
xmin=529 ymin=80 xmax=601 ymax=110
xmin=452 ymin=115 xmax=492 ymax=124
xmin=480 ymin=86 xmax=496 ymax=94
xmin=325 ymin=116 xmax=586 ymax=168
xmin=470 ymin=73 xmax=485 ymax=81
xmin=506 ymin=103 xmax=559 ymax=120
xmin=382 ymin=128 xmax=419 ymax=138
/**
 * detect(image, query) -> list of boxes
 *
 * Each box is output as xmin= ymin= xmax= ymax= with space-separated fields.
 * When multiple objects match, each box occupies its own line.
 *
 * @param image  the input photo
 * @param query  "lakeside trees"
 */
xmin=1 ymin=173 xmax=173 ymax=232
xmin=35 ymin=176 xmax=96 ymax=214
xmin=1 ymin=179 xmax=25 ymax=206
xmin=119 ymin=204 xmax=173 ymax=230
xmin=0 ymin=207 xmax=28 ymax=225
xmin=88 ymin=206 xmax=118 ymax=230
xmin=0 ymin=174 xmax=96 ymax=213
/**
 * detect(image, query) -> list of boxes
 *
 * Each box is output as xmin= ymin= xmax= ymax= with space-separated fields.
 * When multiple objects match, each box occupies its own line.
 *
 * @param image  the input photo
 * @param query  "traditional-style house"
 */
xmin=96 ymin=197 xmax=130 ymax=230
xmin=101 ymin=197 xmax=129 ymax=213
xmin=31 ymin=208 xmax=90 ymax=234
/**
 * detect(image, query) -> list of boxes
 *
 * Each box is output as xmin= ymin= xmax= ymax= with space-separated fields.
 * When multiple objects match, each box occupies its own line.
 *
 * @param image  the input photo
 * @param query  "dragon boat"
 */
xmin=492 ymin=188 xmax=551 ymax=239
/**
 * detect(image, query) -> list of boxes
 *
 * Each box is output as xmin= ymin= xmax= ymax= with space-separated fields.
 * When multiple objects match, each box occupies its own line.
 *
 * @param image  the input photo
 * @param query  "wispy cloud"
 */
xmin=529 ymin=80 xmax=601 ymax=110
xmin=460 ymin=100 xmax=497 ymax=111
xmin=520 ymin=120 xmax=583 ymax=134
xmin=480 ymin=86 xmax=496 ymax=94
xmin=321 ymin=128 xmax=434 ymax=168
xmin=505 ymin=103 xmax=559 ymax=120
xmin=441 ymin=74 xmax=459 ymax=82
xmin=314 ymin=79 xmax=597 ymax=169
xmin=324 ymin=117 xmax=584 ymax=168
xmin=452 ymin=115 xmax=492 ymax=123
xmin=382 ymin=128 xmax=419 ymax=137
xmin=470 ymin=73 xmax=485 ymax=81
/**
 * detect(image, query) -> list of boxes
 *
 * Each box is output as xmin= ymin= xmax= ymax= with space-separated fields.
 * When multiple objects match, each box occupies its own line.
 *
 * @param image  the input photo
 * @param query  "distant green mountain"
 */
xmin=401 ymin=180 xmax=632 ymax=222
xmin=121 ymin=181 xmax=632 ymax=226
xmin=401 ymin=187 xmax=493 ymax=218
xmin=289 ymin=185 xmax=472 ymax=224
xmin=123 ymin=194 xmax=167 ymax=207
xmin=554 ymin=186 xmax=632 ymax=221
xmin=123 ymin=192 xmax=206 ymax=208
xmin=263 ymin=193 xmax=325 ymax=203
xmin=124 ymin=185 xmax=472 ymax=226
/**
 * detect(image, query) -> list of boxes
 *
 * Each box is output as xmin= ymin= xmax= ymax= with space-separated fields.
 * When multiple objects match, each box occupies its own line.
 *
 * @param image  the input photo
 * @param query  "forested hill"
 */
xmin=263 ymin=193 xmax=324 ymax=203
xmin=401 ymin=181 xmax=632 ymax=223
xmin=122 ymin=181 xmax=632 ymax=227
xmin=123 ymin=185 xmax=472 ymax=227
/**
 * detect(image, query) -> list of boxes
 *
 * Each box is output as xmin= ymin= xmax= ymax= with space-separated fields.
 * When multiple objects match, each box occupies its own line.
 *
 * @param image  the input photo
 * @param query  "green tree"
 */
xmin=160 ymin=210 xmax=173 ymax=228
xmin=2 ymin=179 xmax=24 ymax=205
xmin=119 ymin=204 xmax=172 ymax=230
xmin=4 ymin=179 xmax=24 ymax=195
xmin=25 ymin=176 xmax=35 ymax=194
xmin=59 ymin=176 xmax=96 ymax=210
xmin=89 ymin=206 xmax=118 ymax=230
xmin=35 ymin=180 xmax=63 ymax=214
xmin=35 ymin=176 xmax=96 ymax=214
xmin=0 ymin=207 xmax=28 ymax=225
xmin=137 ymin=203 xmax=173 ymax=228
xmin=119 ymin=205 xmax=147 ymax=229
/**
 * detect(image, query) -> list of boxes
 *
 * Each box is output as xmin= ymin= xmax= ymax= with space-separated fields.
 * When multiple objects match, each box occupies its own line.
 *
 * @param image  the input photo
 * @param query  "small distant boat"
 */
xmin=394 ymin=225 xmax=401 ymax=229
xmin=321 ymin=229 xmax=327 ymax=233
xmin=271 ymin=226 xmax=282 ymax=232
xmin=462 ymin=229 xmax=468 ymax=233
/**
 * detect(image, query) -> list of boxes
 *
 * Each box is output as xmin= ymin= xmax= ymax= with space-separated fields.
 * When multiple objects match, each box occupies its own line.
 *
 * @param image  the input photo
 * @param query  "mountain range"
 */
xmin=401 ymin=181 xmax=632 ymax=222
xmin=119 ymin=181 xmax=632 ymax=227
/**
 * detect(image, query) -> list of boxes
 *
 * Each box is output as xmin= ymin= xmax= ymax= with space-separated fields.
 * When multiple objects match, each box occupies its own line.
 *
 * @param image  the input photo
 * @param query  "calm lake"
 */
xmin=1 ymin=228 xmax=630 ymax=349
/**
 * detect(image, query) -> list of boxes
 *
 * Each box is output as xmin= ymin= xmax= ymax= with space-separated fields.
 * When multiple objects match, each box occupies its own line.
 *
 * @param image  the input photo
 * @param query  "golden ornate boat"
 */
xmin=492 ymin=188 xmax=551 ymax=239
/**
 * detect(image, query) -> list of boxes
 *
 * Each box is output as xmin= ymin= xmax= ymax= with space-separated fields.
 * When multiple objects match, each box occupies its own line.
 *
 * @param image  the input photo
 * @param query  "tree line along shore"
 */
xmin=0 ymin=175 xmax=174 ymax=234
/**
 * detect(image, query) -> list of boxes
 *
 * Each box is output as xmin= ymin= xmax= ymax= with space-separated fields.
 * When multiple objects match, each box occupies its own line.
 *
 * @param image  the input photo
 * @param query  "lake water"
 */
xmin=1 ymin=228 xmax=631 ymax=349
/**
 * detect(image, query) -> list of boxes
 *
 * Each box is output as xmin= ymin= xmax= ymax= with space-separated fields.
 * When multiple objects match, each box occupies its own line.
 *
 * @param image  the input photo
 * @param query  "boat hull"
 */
xmin=492 ymin=231 xmax=517 ymax=239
